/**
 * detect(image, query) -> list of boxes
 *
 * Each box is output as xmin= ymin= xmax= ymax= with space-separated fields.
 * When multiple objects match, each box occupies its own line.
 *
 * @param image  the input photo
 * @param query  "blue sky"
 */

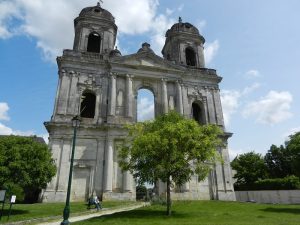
xmin=1 ymin=0 xmax=300 ymax=159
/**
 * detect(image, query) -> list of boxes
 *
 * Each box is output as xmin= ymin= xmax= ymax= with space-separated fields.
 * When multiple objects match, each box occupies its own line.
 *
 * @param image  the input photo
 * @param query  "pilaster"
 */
xmin=162 ymin=78 xmax=168 ymax=114
xmin=126 ymin=74 xmax=134 ymax=118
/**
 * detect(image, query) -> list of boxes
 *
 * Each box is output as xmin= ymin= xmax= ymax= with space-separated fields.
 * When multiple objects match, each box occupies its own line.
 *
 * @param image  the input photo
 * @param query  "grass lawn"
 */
xmin=72 ymin=201 xmax=300 ymax=225
xmin=0 ymin=201 xmax=135 ymax=224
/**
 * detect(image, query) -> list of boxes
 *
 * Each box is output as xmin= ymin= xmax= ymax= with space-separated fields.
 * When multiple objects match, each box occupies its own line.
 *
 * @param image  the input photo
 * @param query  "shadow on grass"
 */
xmin=260 ymin=207 xmax=300 ymax=215
xmin=88 ymin=209 xmax=189 ymax=222
xmin=0 ymin=209 xmax=29 ymax=217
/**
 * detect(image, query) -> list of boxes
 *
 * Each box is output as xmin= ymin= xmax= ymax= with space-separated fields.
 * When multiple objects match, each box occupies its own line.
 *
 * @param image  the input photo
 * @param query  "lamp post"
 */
xmin=61 ymin=115 xmax=81 ymax=225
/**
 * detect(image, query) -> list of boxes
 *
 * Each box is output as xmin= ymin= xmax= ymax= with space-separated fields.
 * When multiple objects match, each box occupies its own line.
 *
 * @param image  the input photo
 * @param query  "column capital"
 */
xmin=126 ymin=74 xmax=134 ymax=79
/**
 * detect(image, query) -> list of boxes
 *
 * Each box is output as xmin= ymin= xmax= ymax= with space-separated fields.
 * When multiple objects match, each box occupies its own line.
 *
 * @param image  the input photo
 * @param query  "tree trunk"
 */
xmin=166 ymin=177 xmax=171 ymax=216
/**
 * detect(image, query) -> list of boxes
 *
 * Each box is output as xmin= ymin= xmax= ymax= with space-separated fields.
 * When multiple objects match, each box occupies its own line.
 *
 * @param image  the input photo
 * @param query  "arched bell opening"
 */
xmin=185 ymin=47 xmax=196 ymax=66
xmin=87 ymin=32 xmax=101 ymax=53
xmin=80 ymin=91 xmax=96 ymax=118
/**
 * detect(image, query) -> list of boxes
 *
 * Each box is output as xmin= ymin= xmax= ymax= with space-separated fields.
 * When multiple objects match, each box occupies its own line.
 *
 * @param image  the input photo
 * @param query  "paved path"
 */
xmin=38 ymin=202 xmax=150 ymax=225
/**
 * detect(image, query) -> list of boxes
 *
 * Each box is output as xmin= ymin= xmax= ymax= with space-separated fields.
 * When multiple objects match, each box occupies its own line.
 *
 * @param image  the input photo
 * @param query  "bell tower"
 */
xmin=73 ymin=2 xmax=117 ymax=53
xmin=162 ymin=17 xmax=205 ymax=68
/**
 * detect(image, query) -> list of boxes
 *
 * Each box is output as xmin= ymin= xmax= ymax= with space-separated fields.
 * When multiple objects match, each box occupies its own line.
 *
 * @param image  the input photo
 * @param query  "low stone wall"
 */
xmin=235 ymin=190 xmax=300 ymax=204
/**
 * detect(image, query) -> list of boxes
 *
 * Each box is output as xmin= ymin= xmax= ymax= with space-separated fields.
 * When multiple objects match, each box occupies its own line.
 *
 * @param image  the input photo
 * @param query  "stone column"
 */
xmin=94 ymin=89 xmax=101 ymax=123
xmin=126 ymin=74 xmax=133 ymax=117
xmin=104 ymin=138 xmax=114 ymax=192
xmin=52 ymin=70 xmax=63 ymax=118
xmin=67 ymin=72 xmax=79 ymax=115
xmin=108 ymin=74 xmax=116 ymax=116
xmin=161 ymin=78 xmax=168 ymax=113
xmin=123 ymin=170 xmax=132 ymax=192
xmin=57 ymin=70 xmax=70 ymax=115
xmin=206 ymin=87 xmax=217 ymax=124
xmin=202 ymin=98 xmax=209 ymax=124
xmin=182 ymin=182 xmax=190 ymax=192
xmin=176 ymin=80 xmax=183 ymax=114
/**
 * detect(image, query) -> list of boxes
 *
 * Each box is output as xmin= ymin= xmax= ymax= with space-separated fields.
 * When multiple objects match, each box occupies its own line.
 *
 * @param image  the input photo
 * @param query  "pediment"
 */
xmin=110 ymin=51 xmax=184 ymax=71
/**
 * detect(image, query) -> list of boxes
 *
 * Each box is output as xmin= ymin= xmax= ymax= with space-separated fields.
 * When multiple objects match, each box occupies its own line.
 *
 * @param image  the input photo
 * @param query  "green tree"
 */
xmin=0 ymin=135 xmax=56 ymax=203
xmin=285 ymin=132 xmax=300 ymax=177
xmin=119 ymin=111 xmax=223 ymax=216
xmin=231 ymin=151 xmax=267 ymax=187
xmin=264 ymin=144 xmax=292 ymax=178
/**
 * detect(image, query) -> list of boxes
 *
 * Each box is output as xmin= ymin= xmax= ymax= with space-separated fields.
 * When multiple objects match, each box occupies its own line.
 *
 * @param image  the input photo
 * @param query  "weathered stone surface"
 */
xmin=42 ymin=4 xmax=235 ymax=202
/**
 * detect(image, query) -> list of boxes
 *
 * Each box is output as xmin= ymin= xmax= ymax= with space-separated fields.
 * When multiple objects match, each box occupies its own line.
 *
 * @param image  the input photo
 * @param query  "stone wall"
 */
xmin=235 ymin=190 xmax=300 ymax=204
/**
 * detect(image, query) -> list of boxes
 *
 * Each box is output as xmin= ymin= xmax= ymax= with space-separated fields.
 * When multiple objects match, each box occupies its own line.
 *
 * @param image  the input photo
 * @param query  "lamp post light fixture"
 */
xmin=61 ymin=115 xmax=81 ymax=225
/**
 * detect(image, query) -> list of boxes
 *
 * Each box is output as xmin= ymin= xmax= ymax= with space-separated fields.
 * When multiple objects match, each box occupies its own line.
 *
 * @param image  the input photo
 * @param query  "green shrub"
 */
xmin=254 ymin=175 xmax=300 ymax=190
xmin=2 ymin=182 xmax=25 ymax=203
xmin=234 ymin=175 xmax=300 ymax=190
xmin=136 ymin=185 xmax=147 ymax=201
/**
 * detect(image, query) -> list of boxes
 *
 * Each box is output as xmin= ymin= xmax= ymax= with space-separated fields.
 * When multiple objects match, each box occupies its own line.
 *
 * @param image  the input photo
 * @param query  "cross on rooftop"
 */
xmin=97 ymin=0 xmax=103 ymax=7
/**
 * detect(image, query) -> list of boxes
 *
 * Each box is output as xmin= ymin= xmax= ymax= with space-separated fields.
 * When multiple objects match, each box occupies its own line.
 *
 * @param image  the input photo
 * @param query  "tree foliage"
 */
xmin=264 ymin=144 xmax=292 ymax=178
xmin=0 ymin=135 xmax=56 ymax=203
xmin=231 ymin=151 xmax=267 ymax=186
xmin=119 ymin=111 xmax=223 ymax=215
xmin=285 ymin=132 xmax=300 ymax=177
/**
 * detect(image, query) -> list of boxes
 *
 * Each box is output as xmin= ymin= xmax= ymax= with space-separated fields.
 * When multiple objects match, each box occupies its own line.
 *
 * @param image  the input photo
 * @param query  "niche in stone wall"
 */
xmin=80 ymin=91 xmax=96 ymax=118
xmin=113 ymin=141 xmax=124 ymax=192
xmin=116 ymin=90 xmax=125 ymax=116
xmin=169 ymin=96 xmax=175 ymax=110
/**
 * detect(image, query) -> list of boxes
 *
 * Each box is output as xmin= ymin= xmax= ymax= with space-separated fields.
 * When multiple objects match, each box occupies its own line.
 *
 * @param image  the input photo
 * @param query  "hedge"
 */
xmin=234 ymin=175 xmax=300 ymax=191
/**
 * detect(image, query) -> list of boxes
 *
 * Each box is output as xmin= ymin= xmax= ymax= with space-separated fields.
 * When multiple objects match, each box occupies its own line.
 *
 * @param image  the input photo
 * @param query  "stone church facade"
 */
xmin=42 ymin=3 xmax=235 ymax=202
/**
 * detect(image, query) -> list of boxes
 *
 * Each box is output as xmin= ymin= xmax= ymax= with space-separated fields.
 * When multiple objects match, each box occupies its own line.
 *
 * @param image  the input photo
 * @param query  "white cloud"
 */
xmin=221 ymin=83 xmax=261 ymax=126
xmin=221 ymin=90 xmax=241 ymax=126
xmin=0 ymin=0 xmax=22 ymax=38
xmin=166 ymin=8 xmax=173 ymax=16
xmin=177 ymin=4 xmax=184 ymax=12
xmin=228 ymin=148 xmax=246 ymax=161
xmin=245 ymin=70 xmax=260 ymax=79
xmin=137 ymin=97 xmax=154 ymax=121
xmin=106 ymin=0 xmax=159 ymax=35
xmin=149 ymin=14 xmax=176 ymax=55
xmin=0 ymin=0 xmax=161 ymax=61
xmin=0 ymin=122 xmax=13 ymax=135
xmin=243 ymin=91 xmax=293 ymax=125
xmin=0 ymin=102 xmax=10 ymax=121
xmin=241 ymin=82 xmax=261 ymax=95
xmin=0 ymin=122 xmax=35 ymax=136
xmin=282 ymin=127 xmax=300 ymax=141
xmin=196 ymin=20 xmax=206 ymax=33
xmin=0 ymin=102 xmax=48 ymax=142
xmin=204 ymin=40 xmax=219 ymax=65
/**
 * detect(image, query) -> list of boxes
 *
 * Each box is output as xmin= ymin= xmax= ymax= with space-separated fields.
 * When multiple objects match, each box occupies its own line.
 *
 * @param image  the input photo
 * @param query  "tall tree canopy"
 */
xmin=285 ymin=132 xmax=300 ymax=177
xmin=119 ymin=111 xmax=223 ymax=215
xmin=264 ymin=144 xmax=292 ymax=178
xmin=0 ymin=135 xmax=56 ymax=202
xmin=231 ymin=151 xmax=267 ymax=186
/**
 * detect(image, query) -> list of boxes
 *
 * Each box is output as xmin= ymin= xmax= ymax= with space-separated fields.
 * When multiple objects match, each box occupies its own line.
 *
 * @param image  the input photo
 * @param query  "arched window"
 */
xmin=137 ymin=89 xmax=155 ymax=122
xmin=185 ymin=47 xmax=196 ymax=66
xmin=80 ymin=91 xmax=96 ymax=118
xmin=192 ymin=102 xmax=205 ymax=125
xmin=87 ymin=32 xmax=101 ymax=53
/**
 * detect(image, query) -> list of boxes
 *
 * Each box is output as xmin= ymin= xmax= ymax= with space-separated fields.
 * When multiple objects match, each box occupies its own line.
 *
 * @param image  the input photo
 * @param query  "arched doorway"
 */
xmin=192 ymin=101 xmax=205 ymax=125
xmin=80 ymin=91 xmax=96 ymax=118
xmin=137 ymin=88 xmax=155 ymax=122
